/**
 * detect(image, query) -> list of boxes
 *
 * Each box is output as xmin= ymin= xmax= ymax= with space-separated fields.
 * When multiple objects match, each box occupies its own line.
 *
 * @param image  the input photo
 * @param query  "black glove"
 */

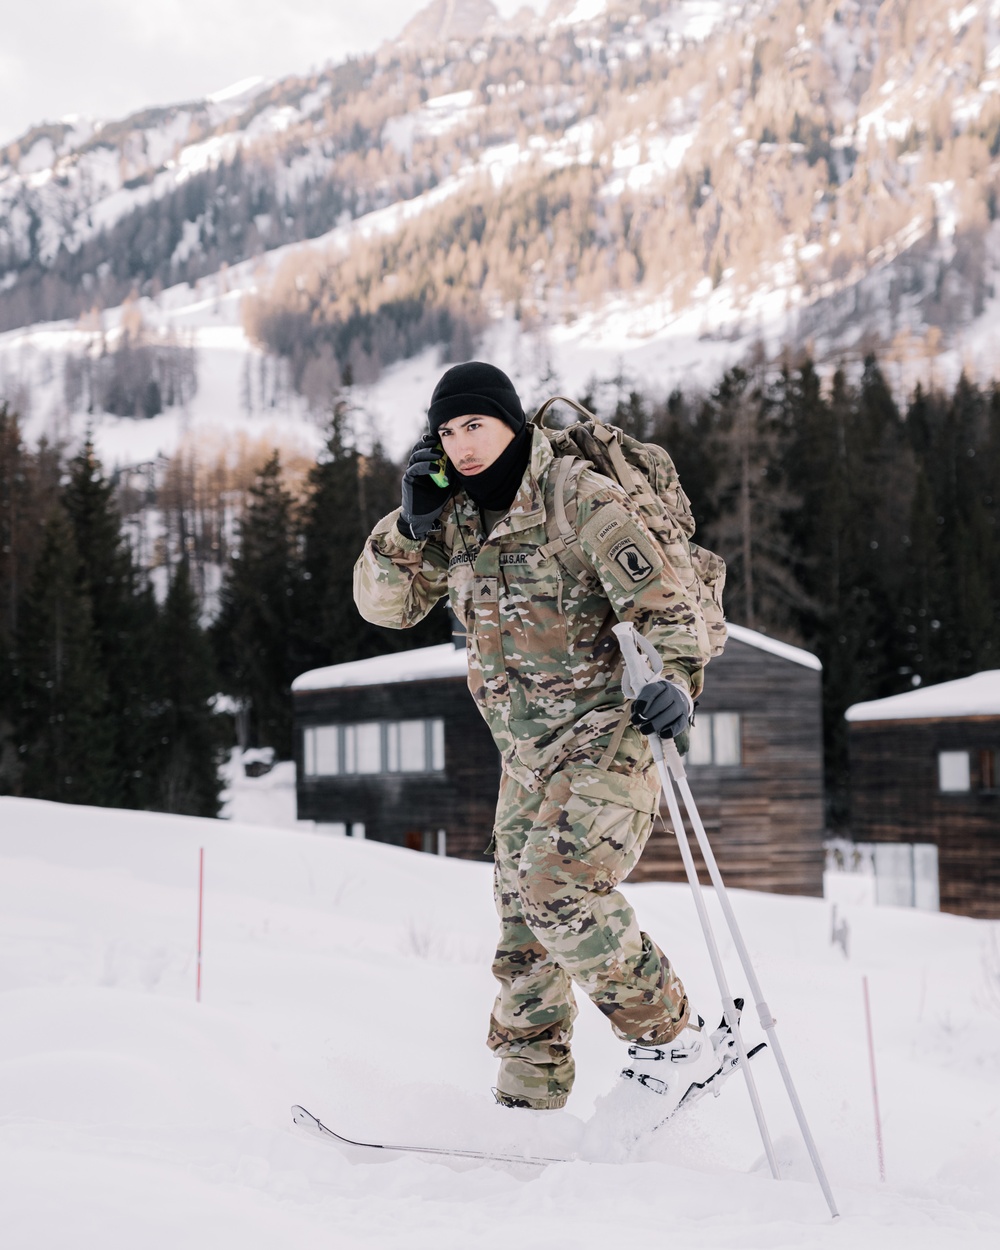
xmin=629 ymin=679 xmax=693 ymax=740
xmin=399 ymin=433 xmax=451 ymax=540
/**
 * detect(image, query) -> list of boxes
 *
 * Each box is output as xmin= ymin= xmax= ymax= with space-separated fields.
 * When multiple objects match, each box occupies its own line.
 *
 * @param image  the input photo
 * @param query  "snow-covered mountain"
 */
xmin=5 ymin=0 xmax=1000 ymax=468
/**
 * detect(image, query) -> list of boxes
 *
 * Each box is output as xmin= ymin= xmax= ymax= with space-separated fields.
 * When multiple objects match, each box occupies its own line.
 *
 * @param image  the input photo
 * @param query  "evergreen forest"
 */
xmin=1 ymin=354 xmax=997 ymax=827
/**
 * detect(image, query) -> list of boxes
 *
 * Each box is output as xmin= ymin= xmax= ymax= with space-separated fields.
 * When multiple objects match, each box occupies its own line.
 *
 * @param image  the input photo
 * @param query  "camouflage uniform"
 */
xmin=354 ymin=428 xmax=711 ymax=1108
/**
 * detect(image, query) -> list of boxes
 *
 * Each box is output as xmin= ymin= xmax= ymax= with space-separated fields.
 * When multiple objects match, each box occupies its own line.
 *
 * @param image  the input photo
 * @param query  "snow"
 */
xmin=292 ymin=642 xmax=468 ymax=692
xmin=949 ymin=4 xmax=980 ymax=34
xmin=0 ymin=278 xmax=326 ymax=473
xmin=293 ymin=630 xmax=819 ymax=696
xmin=845 ymin=670 xmax=1000 ymax=722
xmin=1 ymin=794 xmax=999 ymax=1247
xmin=725 ymin=624 xmax=822 ymax=671
xmin=207 ymin=77 xmax=267 ymax=106
xmin=219 ymin=751 xmax=314 ymax=832
xmin=555 ymin=0 xmax=608 ymax=26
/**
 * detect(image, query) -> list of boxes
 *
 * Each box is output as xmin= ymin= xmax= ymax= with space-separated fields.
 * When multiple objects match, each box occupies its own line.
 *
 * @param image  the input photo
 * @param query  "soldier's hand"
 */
xmin=399 ymin=433 xmax=451 ymax=539
xmin=629 ymin=679 xmax=694 ymax=740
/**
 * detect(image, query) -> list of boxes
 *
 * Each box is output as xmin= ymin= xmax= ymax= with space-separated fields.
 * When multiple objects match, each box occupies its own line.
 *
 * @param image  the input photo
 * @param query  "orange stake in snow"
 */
xmin=863 ymin=975 xmax=886 ymax=1182
xmin=196 ymin=847 xmax=204 ymax=1003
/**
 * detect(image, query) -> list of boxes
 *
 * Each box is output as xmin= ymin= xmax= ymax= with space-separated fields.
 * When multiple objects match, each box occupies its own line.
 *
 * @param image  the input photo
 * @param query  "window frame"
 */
xmin=686 ymin=711 xmax=743 ymax=768
xmin=979 ymin=747 xmax=999 ymax=793
xmin=302 ymin=718 xmax=446 ymax=778
xmin=937 ymin=750 xmax=971 ymax=794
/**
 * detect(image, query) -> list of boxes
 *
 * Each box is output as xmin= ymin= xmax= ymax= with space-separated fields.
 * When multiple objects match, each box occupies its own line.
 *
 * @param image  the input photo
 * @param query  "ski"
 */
xmin=292 ymin=1011 xmax=766 ymax=1165
xmin=290 ymin=1104 xmax=569 ymax=1167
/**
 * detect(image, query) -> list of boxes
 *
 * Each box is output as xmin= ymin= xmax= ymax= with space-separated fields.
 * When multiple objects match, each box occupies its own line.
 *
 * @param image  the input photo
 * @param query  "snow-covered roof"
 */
xmin=292 ymin=643 xmax=467 ymax=692
xmin=846 ymin=671 xmax=1000 ymax=723
xmin=725 ymin=623 xmax=821 ymax=671
xmin=292 ymin=623 xmax=820 ymax=692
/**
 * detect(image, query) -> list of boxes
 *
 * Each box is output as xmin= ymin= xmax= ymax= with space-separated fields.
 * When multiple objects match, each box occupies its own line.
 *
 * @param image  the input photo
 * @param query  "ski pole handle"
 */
xmin=612 ymin=621 xmax=663 ymax=698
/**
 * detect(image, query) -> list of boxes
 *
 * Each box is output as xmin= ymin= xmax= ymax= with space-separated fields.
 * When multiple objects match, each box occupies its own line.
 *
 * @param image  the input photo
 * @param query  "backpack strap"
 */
xmin=588 ymin=423 xmax=663 ymax=515
xmin=535 ymin=455 xmax=594 ymax=584
xmin=532 ymin=395 xmax=599 ymax=427
xmin=596 ymin=706 xmax=632 ymax=771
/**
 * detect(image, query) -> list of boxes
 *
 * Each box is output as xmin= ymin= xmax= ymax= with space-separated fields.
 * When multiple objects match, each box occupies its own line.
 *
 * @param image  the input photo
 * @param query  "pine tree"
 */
xmin=12 ymin=509 xmax=116 ymax=803
xmin=651 ymin=387 xmax=720 ymax=537
xmin=0 ymin=407 xmax=62 ymax=646
xmin=934 ymin=375 xmax=996 ymax=675
xmin=62 ymin=439 xmax=161 ymax=808
xmin=213 ymin=451 xmax=299 ymax=757
xmin=154 ymin=561 xmax=224 ymax=816
xmin=1 ymin=412 xmax=77 ymax=795
xmin=698 ymin=362 xmax=806 ymax=636
xmin=296 ymin=402 xmax=448 ymax=672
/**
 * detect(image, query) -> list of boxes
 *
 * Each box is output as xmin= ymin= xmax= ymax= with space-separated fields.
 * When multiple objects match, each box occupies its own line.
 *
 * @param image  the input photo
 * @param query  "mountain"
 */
xmin=394 ymin=0 xmax=504 ymax=50
xmin=4 ymin=0 xmax=1000 ymax=465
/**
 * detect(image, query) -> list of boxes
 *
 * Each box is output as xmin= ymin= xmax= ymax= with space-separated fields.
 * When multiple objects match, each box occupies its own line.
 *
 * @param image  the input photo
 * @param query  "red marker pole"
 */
xmin=862 ymin=975 xmax=886 ymax=1182
xmin=196 ymin=847 xmax=204 ymax=1003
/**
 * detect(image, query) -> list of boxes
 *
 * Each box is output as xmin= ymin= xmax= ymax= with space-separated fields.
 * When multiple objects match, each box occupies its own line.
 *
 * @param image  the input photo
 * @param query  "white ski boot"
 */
xmin=582 ymin=1002 xmax=758 ymax=1162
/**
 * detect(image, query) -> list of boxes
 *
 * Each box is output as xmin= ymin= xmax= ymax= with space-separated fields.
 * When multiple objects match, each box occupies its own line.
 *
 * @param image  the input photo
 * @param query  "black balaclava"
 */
xmin=427 ymin=362 xmax=532 ymax=514
xmin=454 ymin=421 xmax=532 ymax=512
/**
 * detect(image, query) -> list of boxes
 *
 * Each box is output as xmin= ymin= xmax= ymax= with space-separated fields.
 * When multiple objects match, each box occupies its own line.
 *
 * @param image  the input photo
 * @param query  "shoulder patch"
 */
xmin=579 ymin=502 xmax=664 ymax=592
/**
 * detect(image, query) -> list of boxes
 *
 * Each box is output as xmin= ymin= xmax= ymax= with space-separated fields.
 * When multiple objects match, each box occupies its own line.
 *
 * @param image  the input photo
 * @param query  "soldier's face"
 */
xmin=437 ymin=414 xmax=515 ymax=475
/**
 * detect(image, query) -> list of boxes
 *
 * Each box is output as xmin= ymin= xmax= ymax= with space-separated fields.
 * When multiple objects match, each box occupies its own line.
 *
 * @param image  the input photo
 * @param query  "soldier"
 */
xmin=354 ymin=362 xmax=729 ymax=1137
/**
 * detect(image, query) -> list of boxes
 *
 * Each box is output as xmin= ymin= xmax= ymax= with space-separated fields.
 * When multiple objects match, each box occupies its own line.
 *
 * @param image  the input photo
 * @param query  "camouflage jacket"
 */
xmin=354 ymin=429 xmax=710 ymax=791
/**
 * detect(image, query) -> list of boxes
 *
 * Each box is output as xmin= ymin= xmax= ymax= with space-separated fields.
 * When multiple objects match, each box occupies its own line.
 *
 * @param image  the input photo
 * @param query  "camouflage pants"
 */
xmin=487 ymin=737 xmax=691 ymax=1109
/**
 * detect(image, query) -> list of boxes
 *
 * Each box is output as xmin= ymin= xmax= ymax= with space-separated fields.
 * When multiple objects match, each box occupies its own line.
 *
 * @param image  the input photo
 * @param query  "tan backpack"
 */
xmin=531 ymin=396 xmax=727 ymax=660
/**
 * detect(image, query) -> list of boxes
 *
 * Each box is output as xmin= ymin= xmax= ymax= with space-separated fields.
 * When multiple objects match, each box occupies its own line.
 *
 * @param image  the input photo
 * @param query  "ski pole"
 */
xmin=662 ymin=738 xmax=839 ymax=1218
xmin=612 ymin=623 xmax=839 ymax=1218
xmin=612 ymin=623 xmax=779 ymax=1178
xmin=653 ymin=730 xmax=780 ymax=1177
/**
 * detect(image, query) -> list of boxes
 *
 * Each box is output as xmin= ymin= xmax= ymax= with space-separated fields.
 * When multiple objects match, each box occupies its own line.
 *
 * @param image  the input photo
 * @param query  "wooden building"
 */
xmin=846 ymin=672 xmax=1000 ymax=919
xmin=630 ymin=624 xmax=825 ymax=896
xmin=293 ymin=645 xmax=499 ymax=859
xmin=292 ymin=623 xmax=825 ymax=896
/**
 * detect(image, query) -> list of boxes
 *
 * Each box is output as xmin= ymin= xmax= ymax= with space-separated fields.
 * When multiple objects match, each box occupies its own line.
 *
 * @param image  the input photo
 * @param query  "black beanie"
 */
xmin=427 ymin=362 xmax=525 ymax=435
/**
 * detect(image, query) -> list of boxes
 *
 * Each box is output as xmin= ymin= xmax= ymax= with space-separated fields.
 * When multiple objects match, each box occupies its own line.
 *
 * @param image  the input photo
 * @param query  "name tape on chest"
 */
xmin=452 ymin=549 xmax=530 ymax=573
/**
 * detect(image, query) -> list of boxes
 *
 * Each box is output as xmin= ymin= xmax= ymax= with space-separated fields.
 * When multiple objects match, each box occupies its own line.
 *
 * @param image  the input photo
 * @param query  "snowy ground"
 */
xmin=1 ymin=794 xmax=998 ymax=1249
xmin=219 ymin=750 xmax=311 ymax=832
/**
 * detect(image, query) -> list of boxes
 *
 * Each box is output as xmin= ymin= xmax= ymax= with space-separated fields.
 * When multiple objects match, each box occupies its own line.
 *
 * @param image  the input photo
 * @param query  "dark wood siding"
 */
xmin=293 ymin=635 xmax=825 ymax=896
xmin=294 ymin=674 xmax=500 ymax=860
xmin=629 ymin=639 xmax=825 ymax=897
xmin=849 ymin=717 xmax=1000 ymax=918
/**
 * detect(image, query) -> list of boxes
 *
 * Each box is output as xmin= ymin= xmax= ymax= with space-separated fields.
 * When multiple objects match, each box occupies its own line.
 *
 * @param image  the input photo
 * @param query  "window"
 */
xmin=980 ymin=748 xmax=999 ymax=792
xmin=314 ymin=726 xmax=339 ymax=776
xmin=302 ymin=719 xmax=446 ymax=777
xmin=938 ymin=751 xmax=971 ymax=793
xmin=873 ymin=843 xmax=940 ymax=911
xmin=345 ymin=722 xmax=381 ymax=775
xmin=686 ymin=712 xmax=742 ymax=767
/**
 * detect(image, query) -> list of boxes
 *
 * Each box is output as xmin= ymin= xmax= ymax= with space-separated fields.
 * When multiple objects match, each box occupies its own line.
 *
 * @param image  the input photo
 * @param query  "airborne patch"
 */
xmin=609 ymin=537 xmax=654 ymax=583
xmin=580 ymin=502 xmax=664 ymax=592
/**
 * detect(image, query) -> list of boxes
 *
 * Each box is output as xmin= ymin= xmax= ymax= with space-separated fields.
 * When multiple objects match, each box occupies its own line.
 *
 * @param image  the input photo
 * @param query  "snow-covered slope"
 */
xmin=1 ymin=795 xmax=998 ymax=1247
